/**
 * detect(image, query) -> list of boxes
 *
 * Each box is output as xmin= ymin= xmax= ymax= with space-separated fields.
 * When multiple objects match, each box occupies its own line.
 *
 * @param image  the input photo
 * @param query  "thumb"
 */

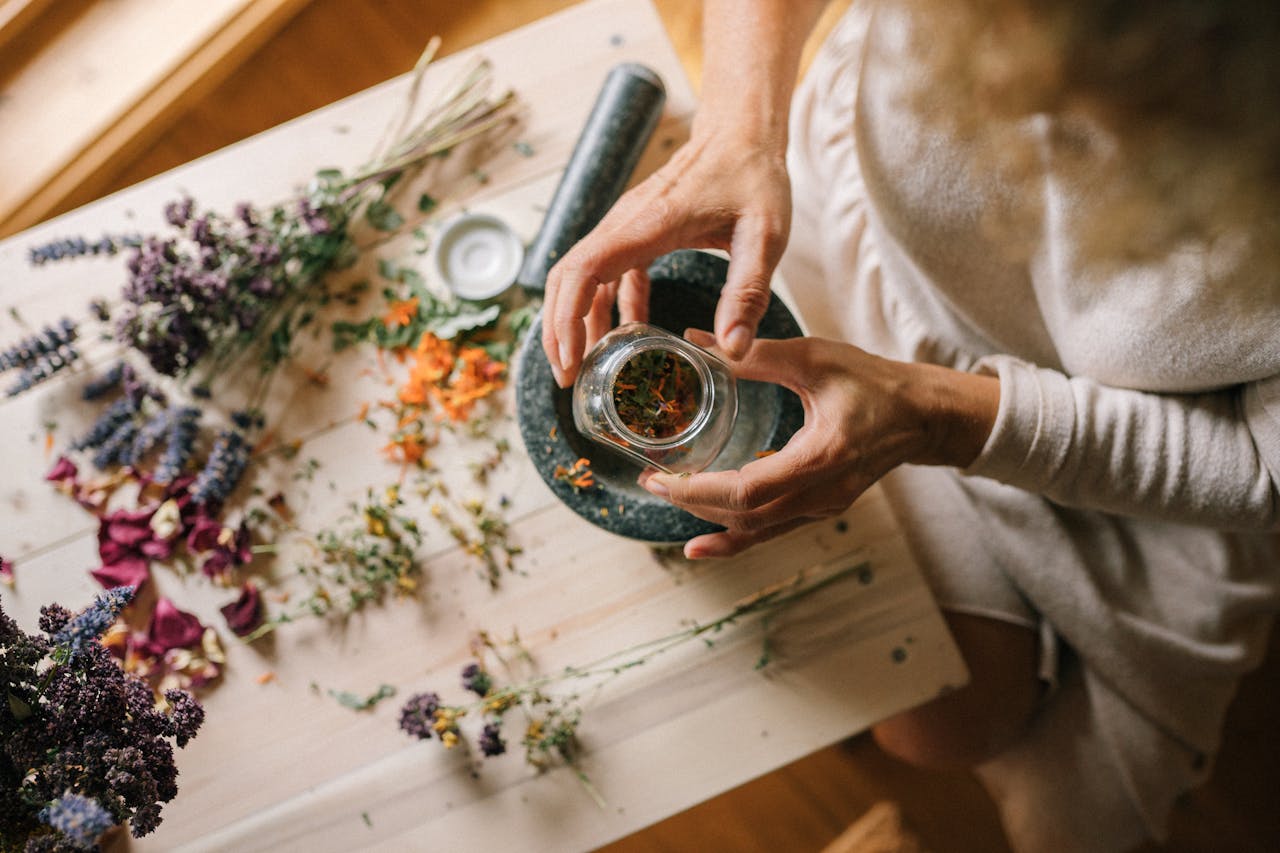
xmin=715 ymin=215 xmax=786 ymax=359
xmin=685 ymin=328 xmax=806 ymax=391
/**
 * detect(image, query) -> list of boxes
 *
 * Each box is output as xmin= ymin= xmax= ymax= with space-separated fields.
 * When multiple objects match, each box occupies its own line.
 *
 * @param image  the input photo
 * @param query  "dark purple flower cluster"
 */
xmin=1 ymin=593 xmax=203 ymax=849
xmin=399 ymin=663 xmax=520 ymax=761
xmin=460 ymin=662 xmax=493 ymax=697
xmin=398 ymin=692 xmax=442 ymax=741
xmin=1 ymin=318 xmax=79 ymax=398
xmin=27 ymin=233 xmax=143 ymax=266
xmin=477 ymin=723 xmax=506 ymax=757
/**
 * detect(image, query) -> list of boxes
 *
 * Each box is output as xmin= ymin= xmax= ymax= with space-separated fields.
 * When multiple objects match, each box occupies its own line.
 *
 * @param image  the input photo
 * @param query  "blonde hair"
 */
xmin=902 ymin=0 xmax=1280 ymax=267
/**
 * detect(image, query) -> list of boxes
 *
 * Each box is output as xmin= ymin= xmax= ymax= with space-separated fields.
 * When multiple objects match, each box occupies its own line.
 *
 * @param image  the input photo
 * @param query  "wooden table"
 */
xmin=0 ymin=1 xmax=966 ymax=850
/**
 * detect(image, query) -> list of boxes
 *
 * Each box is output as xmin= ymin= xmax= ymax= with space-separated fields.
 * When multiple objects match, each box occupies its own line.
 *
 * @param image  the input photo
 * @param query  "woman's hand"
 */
xmin=640 ymin=330 xmax=1001 ymax=558
xmin=541 ymin=125 xmax=792 ymax=387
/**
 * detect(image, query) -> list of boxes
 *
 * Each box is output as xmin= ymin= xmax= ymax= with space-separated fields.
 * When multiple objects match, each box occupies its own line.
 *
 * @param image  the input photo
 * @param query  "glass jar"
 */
xmin=572 ymin=322 xmax=737 ymax=474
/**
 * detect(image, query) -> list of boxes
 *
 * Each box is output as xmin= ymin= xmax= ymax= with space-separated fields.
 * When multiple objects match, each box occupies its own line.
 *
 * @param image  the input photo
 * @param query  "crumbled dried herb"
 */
xmin=612 ymin=349 xmax=702 ymax=440
xmin=329 ymin=683 xmax=397 ymax=711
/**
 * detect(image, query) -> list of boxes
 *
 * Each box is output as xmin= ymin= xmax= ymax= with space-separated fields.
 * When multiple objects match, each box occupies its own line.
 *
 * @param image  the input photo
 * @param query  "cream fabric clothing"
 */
xmin=778 ymin=4 xmax=1280 ymax=851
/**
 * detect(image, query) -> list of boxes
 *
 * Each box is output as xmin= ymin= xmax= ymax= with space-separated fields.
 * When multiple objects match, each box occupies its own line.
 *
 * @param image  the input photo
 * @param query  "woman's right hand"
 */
xmin=541 ymin=120 xmax=793 ymax=387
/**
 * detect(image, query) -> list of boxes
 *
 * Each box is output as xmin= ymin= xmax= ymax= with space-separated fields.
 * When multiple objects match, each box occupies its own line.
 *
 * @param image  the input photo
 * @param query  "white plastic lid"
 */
xmin=430 ymin=212 xmax=524 ymax=301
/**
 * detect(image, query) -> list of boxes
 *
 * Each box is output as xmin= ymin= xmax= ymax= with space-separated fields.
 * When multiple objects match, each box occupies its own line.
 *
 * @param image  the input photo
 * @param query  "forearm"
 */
xmin=697 ymin=0 xmax=831 ymax=149
xmin=965 ymin=356 xmax=1280 ymax=531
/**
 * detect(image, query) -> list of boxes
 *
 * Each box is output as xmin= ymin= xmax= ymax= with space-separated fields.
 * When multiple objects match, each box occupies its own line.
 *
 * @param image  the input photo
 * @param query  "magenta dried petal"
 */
xmin=0 ymin=556 xmax=13 ymax=585
xmin=200 ymin=550 xmax=233 ymax=581
xmin=147 ymin=597 xmax=204 ymax=652
xmin=45 ymin=455 xmax=79 ymax=483
xmin=232 ymin=521 xmax=253 ymax=565
xmin=219 ymin=582 xmax=262 ymax=637
xmin=139 ymin=537 xmax=175 ymax=559
xmin=186 ymin=516 xmax=223 ymax=553
xmin=105 ymin=509 xmax=158 ymax=547
xmin=98 ymin=533 xmax=135 ymax=565
xmin=92 ymin=554 xmax=150 ymax=590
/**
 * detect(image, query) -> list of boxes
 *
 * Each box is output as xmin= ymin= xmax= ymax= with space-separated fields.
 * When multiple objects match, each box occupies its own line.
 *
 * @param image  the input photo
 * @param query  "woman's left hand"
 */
xmin=640 ymin=330 xmax=1000 ymax=558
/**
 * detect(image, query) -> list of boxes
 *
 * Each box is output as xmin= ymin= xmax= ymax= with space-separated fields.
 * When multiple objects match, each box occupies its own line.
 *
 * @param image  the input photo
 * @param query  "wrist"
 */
xmin=906 ymin=362 xmax=1000 ymax=468
xmin=696 ymin=0 xmax=829 ymax=154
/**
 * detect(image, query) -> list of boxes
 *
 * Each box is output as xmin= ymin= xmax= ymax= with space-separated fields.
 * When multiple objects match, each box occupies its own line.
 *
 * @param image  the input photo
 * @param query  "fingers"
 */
xmin=583 ymin=280 xmax=618 ymax=356
xmin=715 ymin=214 xmax=787 ymax=359
xmin=543 ymin=189 xmax=688 ymax=386
xmin=617 ymin=268 xmax=651 ymax=325
xmin=684 ymin=516 xmax=818 ymax=559
xmin=546 ymin=266 xmax=602 ymax=388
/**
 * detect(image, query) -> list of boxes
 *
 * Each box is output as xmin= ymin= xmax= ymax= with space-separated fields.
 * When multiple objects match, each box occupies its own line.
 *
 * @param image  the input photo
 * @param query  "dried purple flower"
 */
xmin=37 ymin=603 xmax=73 ymax=635
xmin=297 ymin=197 xmax=332 ymax=234
xmin=461 ymin=662 xmax=493 ymax=697
xmin=190 ymin=429 xmax=249 ymax=505
xmin=5 ymin=345 xmax=80 ymax=397
xmin=164 ymin=197 xmax=194 ymax=228
xmin=130 ymin=407 xmax=174 ymax=462
xmin=0 ymin=318 xmax=77 ymax=372
xmin=92 ymin=418 xmax=139 ymax=469
xmin=478 ymin=723 xmax=507 ymax=757
xmin=81 ymin=361 xmax=126 ymax=401
xmin=234 ymin=202 xmax=257 ymax=228
xmin=162 ymin=689 xmax=205 ymax=748
xmin=398 ymin=692 xmax=442 ymax=741
xmin=38 ymin=792 xmax=116 ymax=850
xmin=0 ymin=555 xmax=13 ymax=587
xmin=51 ymin=586 xmax=134 ymax=659
xmin=2 ymin=591 xmax=204 ymax=845
xmin=27 ymin=233 xmax=143 ymax=266
xmin=154 ymin=407 xmax=200 ymax=484
xmin=72 ymin=397 xmax=137 ymax=452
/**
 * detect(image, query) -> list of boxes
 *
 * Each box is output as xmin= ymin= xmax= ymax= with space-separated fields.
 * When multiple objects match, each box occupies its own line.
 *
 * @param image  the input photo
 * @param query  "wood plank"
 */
xmin=0 ymin=0 xmax=311 ymax=237
xmin=0 ymin=0 xmax=58 ymax=54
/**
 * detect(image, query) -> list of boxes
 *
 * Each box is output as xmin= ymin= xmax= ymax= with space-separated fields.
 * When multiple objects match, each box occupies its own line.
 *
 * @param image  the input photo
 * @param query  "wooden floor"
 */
xmin=8 ymin=1 xmax=1280 ymax=851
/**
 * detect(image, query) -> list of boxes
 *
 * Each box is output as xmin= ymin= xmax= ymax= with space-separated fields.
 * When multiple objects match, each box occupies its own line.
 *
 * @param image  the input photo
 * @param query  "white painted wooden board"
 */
xmin=0 ymin=1 xmax=968 ymax=850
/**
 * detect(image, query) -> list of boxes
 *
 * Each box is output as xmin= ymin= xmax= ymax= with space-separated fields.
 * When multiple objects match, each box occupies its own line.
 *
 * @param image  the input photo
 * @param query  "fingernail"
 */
xmin=558 ymin=340 xmax=574 ymax=374
xmin=644 ymin=475 xmax=670 ymax=498
xmin=724 ymin=325 xmax=750 ymax=358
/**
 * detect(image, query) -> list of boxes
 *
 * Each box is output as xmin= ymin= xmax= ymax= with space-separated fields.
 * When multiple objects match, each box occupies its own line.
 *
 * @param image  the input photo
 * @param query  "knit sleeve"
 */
xmin=962 ymin=354 xmax=1280 ymax=531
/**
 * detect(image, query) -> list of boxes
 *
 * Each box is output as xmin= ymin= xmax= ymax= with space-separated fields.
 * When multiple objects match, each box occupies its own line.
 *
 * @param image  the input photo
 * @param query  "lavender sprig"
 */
xmin=129 ymin=407 xmax=174 ymax=462
xmin=154 ymin=406 xmax=200 ymax=484
xmin=27 ymin=233 xmax=143 ymax=266
xmin=190 ymin=429 xmax=250 ymax=505
xmin=91 ymin=418 xmax=139 ymax=469
xmin=81 ymin=361 xmax=126 ymax=401
xmin=0 ymin=318 xmax=77 ymax=372
xmin=51 ymin=586 xmax=134 ymax=660
xmin=70 ymin=397 xmax=137 ymax=452
xmin=37 ymin=792 xmax=116 ymax=850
